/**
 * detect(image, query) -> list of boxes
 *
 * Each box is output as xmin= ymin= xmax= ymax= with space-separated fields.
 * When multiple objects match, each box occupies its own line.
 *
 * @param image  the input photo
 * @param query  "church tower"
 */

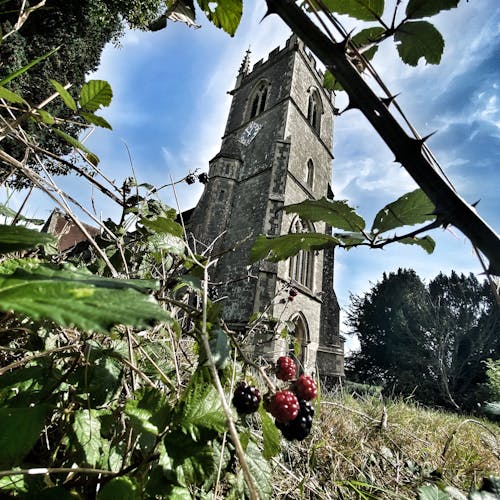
xmin=188 ymin=35 xmax=344 ymax=383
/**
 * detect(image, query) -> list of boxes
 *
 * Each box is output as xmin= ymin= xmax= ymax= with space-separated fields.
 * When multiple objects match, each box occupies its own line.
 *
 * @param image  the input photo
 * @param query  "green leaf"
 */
xmin=73 ymin=409 xmax=102 ymax=467
xmin=80 ymin=112 xmax=112 ymax=130
xmin=352 ymin=26 xmax=386 ymax=60
xmin=371 ymin=188 xmax=435 ymax=234
xmin=398 ymin=235 xmax=435 ymax=254
xmin=285 ymin=198 xmax=366 ymax=231
xmin=0 ymin=405 xmax=49 ymax=467
xmin=333 ymin=231 xmax=366 ymax=248
xmin=244 ymin=441 xmax=273 ymax=499
xmin=205 ymin=329 xmax=231 ymax=369
xmin=36 ymin=109 xmax=55 ymax=125
xmin=52 ymin=128 xmax=99 ymax=165
xmin=125 ymin=388 xmax=171 ymax=436
xmin=258 ymin=405 xmax=281 ymax=459
xmin=140 ymin=215 xmax=183 ymax=238
xmin=49 ymin=79 xmax=76 ymax=111
xmin=406 ymin=0 xmax=459 ymax=19
xmin=0 ymin=86 xmax=26 ymax=104
xmin=0 ymin=204 xmax=43 ymax=225
xmin=97 ymin=477 xmax=139 ymax=500
xmin=394 ymin=21 xmax=444 ymax=66
xmin=417 ymin=484 xmax=450 ymax=500
xmin=197 ymin=0 xmax=242 ymax=36
xmin=250 ymin=233 xmax=339 ymax=263
xmin=0 ymin=474 xmax=26 ymax=494
xmin=0 ymin=46 xmax=59 ymax=86
xmin=0 ymin=225 xmax=56 ymax=253
xmin=321 ymin=0 xmax=385 ymax=21
xmin=176 ymin=367 xmax=227 ymax=440
xmin=79 ymin=80 xmax=113 ymax=112
xmin=323 ymin=70 xmax=343 ymax=91
xmin=163 ymin=431 xmax=216 ymax=487
xmin=0 ymin=261 xmax=170 ymax=331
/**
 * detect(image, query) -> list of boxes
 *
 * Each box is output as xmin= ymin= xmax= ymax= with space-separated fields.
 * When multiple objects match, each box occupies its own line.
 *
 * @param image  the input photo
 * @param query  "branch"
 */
xmin=265 ymin=0 xmax=500 ymax=275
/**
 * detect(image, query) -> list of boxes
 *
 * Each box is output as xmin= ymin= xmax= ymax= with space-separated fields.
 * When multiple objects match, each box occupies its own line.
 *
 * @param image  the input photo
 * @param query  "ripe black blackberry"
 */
xmin=276 ymin=399 xmax=314 ymax=441
xmin=198 ymin=172 xmax=209 ymax=184
xmin=185 ymin=174 xmax=196 ymax=185
xmin=232 ymin=381 xmax=261 ymax=414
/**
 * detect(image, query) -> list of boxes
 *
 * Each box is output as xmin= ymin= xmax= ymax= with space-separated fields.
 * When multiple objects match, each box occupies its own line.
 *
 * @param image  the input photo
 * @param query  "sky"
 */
xmin=9 ymin=0 xmax=500 ymax=350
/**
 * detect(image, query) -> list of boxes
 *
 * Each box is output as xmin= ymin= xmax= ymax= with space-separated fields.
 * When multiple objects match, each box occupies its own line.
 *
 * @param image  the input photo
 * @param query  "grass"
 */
xmin=271 ymin=391 xmax=500 ymax=499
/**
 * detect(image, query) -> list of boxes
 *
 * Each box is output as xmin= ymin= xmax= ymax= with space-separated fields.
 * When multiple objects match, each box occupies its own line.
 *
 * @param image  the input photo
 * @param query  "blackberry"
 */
xmin=276 ymin=399 xmax=314 ymax=441
xmin=198 ymin=172 xmax=209 ymax=184
xmin=276 ymin=356 xmax=296 ymax=381
xmin=293 ymin=374 xmax=317 ymax=401
xmin=232 ymin=381 xmax=261 ymax=414
xmin=185 ymin=174 xmax=196 ymax=185
xmin=288 ymin=287 xmax=298 ymax=297
xmin=269 ymin=390 xmax=299 ymax=422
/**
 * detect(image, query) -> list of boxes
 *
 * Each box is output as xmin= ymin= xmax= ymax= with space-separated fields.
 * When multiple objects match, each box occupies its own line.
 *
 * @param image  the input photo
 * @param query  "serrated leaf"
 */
xmin=73 ymin=409 xmax=102 ymax=467
xmin=285 ymin=198 xmax=366 ymax=231
xmin=333 ymin=231 xmax=366 ymax=248
xmin=49 ymin=79 xmax=76 ymax=111
xmin=80 ymin=111 xmax=112 ymax=130
xmin=258 ymin=405 xmax=281 ymax=459
xmin=176 ymin=367 xmax=227 ymax=440
xmin=398 ymin=235 xmax=435 ymax=254
xmin=0 ymin=86 xmax=26 ymax=104
xmin=97 ymin=477 xmax=139 ymax=500
xmin=323 ymin=69 xmax=344 ymax=91
xmin=36 ymin=109 xmax=55 ymax=125
xmin=352 ymin=26 xmax=385 ymax=60
xmin=244 ymin=441 xmax=273 ymax=499
xmin=140 ymin=215 xmax=183 ymax=238
xmin=79 ymin=80 xmax=113 ymax=112
xmin=0 ymin=261 xmax=170 ymax=331
xmin=394 ymin=21 xmax=444 ymax=66
xmin=0 ymin=405 xmax=49 ymax=467
xmin=406 ymin=0 xmax=459 ymax=19
xmin=417 ymin=484 xmax=451 ymax=500
xmin=197 ymin=0 xmax=242 ymax=36
xmin=0 ymin=225 xmax=56 ymax=253
xmin=371 ymin=189 xmax=435 ymax=233
xmin=52 ymin=128 xmax=99 ymax=164
xmin=322 ymin=0 xmax=385 ymax=21
xmin=250 ymin=233 xmax=339 ymax=263
xmin=125 ymin=388 xmax=171 ymax=436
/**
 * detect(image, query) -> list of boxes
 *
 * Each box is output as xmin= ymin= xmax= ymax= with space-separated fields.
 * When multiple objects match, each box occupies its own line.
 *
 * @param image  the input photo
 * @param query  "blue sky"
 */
xmin=11 ymin=1 xmax=499 ymax=350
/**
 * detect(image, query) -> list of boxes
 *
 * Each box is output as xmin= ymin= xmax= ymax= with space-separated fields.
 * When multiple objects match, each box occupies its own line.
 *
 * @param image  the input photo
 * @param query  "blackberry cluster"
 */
xmin=232 ymin=381 xmax=261 ymax=414
xmin=276 ymin=400 xmax=314 ymax=441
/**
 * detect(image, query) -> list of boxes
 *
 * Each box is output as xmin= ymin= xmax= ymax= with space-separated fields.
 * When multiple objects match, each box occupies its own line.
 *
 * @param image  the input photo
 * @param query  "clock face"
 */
xmin=239 ymin=121 xmax=262 ymax=146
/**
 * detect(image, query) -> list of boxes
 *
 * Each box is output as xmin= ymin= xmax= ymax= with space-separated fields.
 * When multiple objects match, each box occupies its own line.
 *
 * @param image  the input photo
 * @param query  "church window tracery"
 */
xmin=248 ymin=80 xmax=270 ymax=119
xmin=289 ymin=217 xmax=314 ymax=289
xmin=307 ymin=88 xmax=322 ymax=134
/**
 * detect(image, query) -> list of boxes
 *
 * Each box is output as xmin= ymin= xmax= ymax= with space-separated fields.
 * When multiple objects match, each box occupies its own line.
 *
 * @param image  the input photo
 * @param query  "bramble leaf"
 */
xmin=417 ymin=484 xmax=450 ymax=500
xmin=398 ymin=235 xmax=436 ymax=254
xmin=97 ymin=477 xmax=139 ymax=500
xmin=394 ymin=21 xmax=444 ymax=66
xmin=371 ymin=188 xmax=435 ymax=234
xmin=0 ymin=405 xmax=49 ymax=467
xmin=73 ymin=409 xmax=102 ymax=467
xmin=0 ymin=261 xmax=170 ymax=331
xmin=321 ymin=0 xmax=385 ymax=21
xmin=197 ymin=0 xmax=242 ymax=36
xmin=79 ymin=80 xmax=113 ymax=112
xmin=250 ymin=233 xmax=339 ymax=263
xmin=52 ymin=128 xmax=100 ymax=165
xmin=258 ymin=404 xmax=281 ymax=459
xmin=80 ymin=112 xmax=112 ymax=130
xmin=244 ymin=441 xmax=273 ymax=498
xmin=0 ymin=225 xmax=56 ymax=253
xmin=125 ymin=388 xmax=171 ymax=436
xmin=406 ymin=0 xmax=459 ymax=20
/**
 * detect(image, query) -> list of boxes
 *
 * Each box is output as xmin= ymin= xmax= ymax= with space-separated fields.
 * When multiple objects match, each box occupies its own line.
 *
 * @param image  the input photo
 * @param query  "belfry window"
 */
xmin=249 ymin=81 xmax=269 ymax=119
xmin=306 ymin=159 xmax=314 ymax=188
xmin=307 ymin=88 xmax=322 ymax=133
xmin=289 ymin=218 xmax=314 ymax=289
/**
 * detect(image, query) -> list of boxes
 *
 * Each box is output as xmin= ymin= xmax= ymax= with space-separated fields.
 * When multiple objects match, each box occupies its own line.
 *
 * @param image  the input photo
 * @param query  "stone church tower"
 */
xmin=188 ymin=35 xmax=344 ymax=383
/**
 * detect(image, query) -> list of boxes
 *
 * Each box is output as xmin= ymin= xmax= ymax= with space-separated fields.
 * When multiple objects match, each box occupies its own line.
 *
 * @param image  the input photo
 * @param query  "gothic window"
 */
xmin=306 ymin=159 xmax=314 ymax=188
xmin=288 ymin=313 xmax=309 ymax=370
xmin=289 ymin=218 xmax=314 ymax=289
xmin=307 ymin=88 xmax=322 ymax=133
xmin=248 ymin=81 xmax=269 ymax=119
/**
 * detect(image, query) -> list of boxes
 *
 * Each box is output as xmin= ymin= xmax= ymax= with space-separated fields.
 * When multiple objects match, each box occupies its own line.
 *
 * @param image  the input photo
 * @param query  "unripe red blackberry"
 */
xmin=276 ymin=399 xmax=314 ymax=441
xmin=276 ymin=356 xmax=296 ymax=381
xmin=293 ymin=374 xmax=317 ymax=401
xmin=269 ymin=390 xmax=299 ymax=422
xmin=232 ymin=381 xmax=261 ymax=414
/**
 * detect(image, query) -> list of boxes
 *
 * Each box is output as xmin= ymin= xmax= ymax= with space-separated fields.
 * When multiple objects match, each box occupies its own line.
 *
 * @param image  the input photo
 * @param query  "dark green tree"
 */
xmin=346 ymin=269 xmax=499 ymax=410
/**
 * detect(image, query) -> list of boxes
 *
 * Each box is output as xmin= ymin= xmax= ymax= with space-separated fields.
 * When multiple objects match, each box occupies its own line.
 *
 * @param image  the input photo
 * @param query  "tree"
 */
xmin=346 ymin=269 xmax=499 ymax=409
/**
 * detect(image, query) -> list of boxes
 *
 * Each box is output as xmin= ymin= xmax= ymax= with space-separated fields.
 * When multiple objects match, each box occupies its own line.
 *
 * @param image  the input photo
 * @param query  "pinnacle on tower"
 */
xmin=239 ymin=46 xmax=251 ymax=76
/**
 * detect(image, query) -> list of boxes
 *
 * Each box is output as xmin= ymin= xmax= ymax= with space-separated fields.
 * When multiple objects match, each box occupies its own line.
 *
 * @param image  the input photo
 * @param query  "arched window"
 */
xmin=248 ymin=81 xmax=269 ymax=119
xmin=306 ymin=159 xmax=314 ymax=188
xmin=307 ymin=88 xmax=322 ymax=133
xmin=288 ymin=313 xmax=309 ymax=370
xmin=289 ymin=218 xmax=314 ymax=289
